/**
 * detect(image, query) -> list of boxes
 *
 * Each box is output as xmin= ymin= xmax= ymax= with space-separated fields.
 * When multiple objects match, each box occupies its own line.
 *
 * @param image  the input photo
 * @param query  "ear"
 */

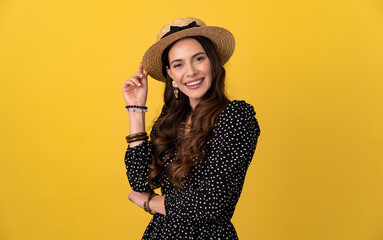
xmin=166 ymin=66 xmax=173 ymax=79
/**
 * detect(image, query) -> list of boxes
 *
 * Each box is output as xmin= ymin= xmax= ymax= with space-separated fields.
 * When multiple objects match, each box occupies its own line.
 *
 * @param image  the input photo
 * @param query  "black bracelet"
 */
xmin=125 ymin=105 xmax=148 ymax=110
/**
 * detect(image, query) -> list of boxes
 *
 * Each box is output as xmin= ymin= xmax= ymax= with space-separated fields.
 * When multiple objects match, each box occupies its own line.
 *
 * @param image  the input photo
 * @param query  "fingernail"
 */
xmin=138 ymin=83 xmax=142 ymax=86
xmin=140 ymin=74 xmax=143 ymax=78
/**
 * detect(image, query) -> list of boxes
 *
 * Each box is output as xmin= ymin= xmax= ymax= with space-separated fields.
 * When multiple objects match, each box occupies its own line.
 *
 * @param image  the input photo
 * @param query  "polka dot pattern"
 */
xmin=124 ymin=100 xmax=261 ymax=239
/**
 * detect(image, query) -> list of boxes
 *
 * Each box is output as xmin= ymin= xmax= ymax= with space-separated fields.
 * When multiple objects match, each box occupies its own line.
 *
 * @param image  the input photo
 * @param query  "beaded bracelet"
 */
xmin=125 ymin=105 xmax=148 ymax=109
xmin=126 ymin=108 xmax=148 ymax=113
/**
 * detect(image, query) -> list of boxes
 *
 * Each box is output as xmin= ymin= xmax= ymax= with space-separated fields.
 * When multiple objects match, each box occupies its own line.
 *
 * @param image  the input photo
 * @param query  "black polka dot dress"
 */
xmin=124 ymin=100 xmax=261 ymax=239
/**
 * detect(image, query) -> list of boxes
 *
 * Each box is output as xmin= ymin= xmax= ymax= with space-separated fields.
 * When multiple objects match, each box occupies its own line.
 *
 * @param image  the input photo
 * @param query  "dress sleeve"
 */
xmin=124 ymin=140 xmax=153 ymax=192
xmin=164 ymin=101 xmax=261 ymax=222
xmin=123 ymin=105 xmax=167 ymax=192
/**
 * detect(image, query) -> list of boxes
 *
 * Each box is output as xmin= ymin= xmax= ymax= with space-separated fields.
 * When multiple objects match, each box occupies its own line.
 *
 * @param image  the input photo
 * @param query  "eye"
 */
xmin=195 ymin=56 xmax=205 ymax=62
xmin=173 ymin=63 xmax=182 ymax=68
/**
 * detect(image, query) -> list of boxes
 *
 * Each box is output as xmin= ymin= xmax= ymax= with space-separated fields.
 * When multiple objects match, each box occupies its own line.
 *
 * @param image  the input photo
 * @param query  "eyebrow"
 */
xmin=170 ymin=52 xmax=206 ymax=65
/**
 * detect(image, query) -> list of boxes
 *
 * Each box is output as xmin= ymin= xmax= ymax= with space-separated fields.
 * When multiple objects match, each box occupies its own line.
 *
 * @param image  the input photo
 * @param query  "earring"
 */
xmin=172 ymin=81 xmax=179 ymax=100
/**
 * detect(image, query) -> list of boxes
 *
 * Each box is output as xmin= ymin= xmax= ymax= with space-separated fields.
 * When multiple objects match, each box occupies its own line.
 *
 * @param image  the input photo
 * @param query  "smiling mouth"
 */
xmin=185 ymin=78 xmax=204 ymax=86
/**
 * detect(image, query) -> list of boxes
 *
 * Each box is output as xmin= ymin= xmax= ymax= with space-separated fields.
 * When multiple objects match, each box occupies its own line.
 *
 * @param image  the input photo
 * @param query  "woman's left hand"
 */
xmin=128 ymin=191 xmax=150 ymax=209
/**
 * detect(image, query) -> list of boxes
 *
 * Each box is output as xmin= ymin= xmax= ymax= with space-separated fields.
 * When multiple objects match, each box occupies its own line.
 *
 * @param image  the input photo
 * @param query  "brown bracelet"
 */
xmin=126 ymin=135 xmax=148 ymax=143
xmin=143 ymin=192 xmax=158 ymax=215
xmin=126 ymin=132 xmax=148 ymax=143
xmin=126 ymin=132 xmax=147 ymax=140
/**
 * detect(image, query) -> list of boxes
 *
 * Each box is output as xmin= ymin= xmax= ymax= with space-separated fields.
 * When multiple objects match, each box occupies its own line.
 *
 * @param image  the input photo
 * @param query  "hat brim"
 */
xmin=142 ymin=26 xmax=235 ymax=82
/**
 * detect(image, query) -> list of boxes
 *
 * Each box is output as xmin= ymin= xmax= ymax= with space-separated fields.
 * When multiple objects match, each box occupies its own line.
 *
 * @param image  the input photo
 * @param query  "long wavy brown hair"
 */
xmin=148 ymin=35 xmax=230 ymax=189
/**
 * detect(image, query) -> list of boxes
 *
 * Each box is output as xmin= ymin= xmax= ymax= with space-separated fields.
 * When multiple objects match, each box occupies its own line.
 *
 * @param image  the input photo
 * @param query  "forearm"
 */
xmin=128 ymin=111 xmax=146 ymax=148
xmin=123 ymin=62 xmax=148 ymax=149
xmin=128 ymin=191 xmax=166 ymax=215
xmin=149 ymin=195 xmax=166 ymax=215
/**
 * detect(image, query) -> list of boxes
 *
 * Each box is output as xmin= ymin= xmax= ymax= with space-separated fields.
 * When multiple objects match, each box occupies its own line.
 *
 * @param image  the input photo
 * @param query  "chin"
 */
xmin=187 ymin=91 xmax=207 ymax=99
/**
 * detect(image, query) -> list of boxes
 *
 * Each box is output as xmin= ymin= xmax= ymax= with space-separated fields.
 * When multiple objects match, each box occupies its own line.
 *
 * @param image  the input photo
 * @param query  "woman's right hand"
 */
xmin=122 ymin=62 xmax=149 ymax=106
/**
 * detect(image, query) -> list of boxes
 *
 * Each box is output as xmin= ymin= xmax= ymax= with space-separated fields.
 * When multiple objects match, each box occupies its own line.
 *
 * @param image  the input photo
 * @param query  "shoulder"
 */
xmin=209 ymin=100 xmax=260 ymax=146
xmin=218 ymin=100 xmax=257 ymax=123
xmin=210 ymin=100 xmax=259 ymax=135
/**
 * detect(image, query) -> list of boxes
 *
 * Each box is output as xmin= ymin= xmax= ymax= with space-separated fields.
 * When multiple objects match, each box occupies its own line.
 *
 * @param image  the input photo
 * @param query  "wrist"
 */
xmin=126 ymin=101 xmax=146 ymax=106
xmin=143 ymin=192 xmax=158 ymax=215
xmin=149 ymin=195 xmax=166 ymax=215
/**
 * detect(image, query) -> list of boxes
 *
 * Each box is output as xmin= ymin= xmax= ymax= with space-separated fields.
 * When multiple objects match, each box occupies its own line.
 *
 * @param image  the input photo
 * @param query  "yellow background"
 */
xmin=1 ymin=0 xmax=382 ymax=239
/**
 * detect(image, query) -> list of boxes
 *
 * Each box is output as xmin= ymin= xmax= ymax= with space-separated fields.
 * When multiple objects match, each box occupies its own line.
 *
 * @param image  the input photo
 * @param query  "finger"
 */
xmin=123 ymin=79 xmax=135 ymax=87
xmin=122 ymin=80 xmax=137 ymax=91
xmin=128 ymin=76 xmax=141 ymax=87
xmin=141 ymin=72 xmax=149 ymax=88
xmin=134 ymin=71 xmax=144 ymax=80
xmin=138 ymin=62 xmax=143 ymax=74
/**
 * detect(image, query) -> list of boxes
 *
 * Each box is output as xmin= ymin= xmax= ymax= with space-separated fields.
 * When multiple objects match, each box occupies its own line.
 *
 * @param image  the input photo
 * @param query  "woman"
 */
xmin=122 ymin=17 xmax=261 ymax=239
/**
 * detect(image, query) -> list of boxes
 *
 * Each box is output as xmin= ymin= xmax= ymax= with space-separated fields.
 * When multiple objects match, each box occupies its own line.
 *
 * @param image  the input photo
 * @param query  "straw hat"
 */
xmin=142 ymin=17 xmax=235 ymax=82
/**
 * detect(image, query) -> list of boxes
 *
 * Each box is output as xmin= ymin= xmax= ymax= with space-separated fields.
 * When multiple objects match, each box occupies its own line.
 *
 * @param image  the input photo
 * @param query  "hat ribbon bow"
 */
xmin=161 ymin=21 xmax=201 ymax=39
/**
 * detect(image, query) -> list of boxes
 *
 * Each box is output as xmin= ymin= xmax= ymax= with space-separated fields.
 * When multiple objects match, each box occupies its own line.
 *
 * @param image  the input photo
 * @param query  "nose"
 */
xmin=185 ymin=62 xmax=198 ymax=77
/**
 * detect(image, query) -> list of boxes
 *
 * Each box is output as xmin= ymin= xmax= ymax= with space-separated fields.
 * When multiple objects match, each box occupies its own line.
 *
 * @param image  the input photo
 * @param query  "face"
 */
xmin=166 ymin=38 xmax=213 ymax=108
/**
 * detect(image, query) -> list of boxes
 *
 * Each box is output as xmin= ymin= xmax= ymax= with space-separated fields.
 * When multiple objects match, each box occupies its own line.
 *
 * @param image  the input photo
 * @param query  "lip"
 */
xmin=183 ymin=78 xmax=204 ymax=89
xmin=183 ymin=78 xmax=204 ymax=85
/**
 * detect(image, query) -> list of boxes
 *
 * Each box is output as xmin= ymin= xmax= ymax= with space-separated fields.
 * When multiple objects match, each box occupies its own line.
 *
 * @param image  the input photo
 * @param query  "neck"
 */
xmin=189 ymin=99 xmax=199 ymax=110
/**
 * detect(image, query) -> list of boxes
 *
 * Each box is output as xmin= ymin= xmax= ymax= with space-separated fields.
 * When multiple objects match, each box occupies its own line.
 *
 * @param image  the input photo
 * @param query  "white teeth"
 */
xmin=185 ymin=79 xmax=203 ymax=86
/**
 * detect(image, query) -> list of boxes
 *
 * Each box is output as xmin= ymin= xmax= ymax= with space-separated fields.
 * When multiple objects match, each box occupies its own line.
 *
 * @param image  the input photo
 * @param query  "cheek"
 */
xmin=171 ymin=70 xmax=183 ymax=80
xmin=204 ymin=62 xmax=213 ymax=76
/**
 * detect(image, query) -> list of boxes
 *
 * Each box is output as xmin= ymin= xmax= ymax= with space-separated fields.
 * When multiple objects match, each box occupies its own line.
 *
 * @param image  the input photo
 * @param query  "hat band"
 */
xmin=161 ymin=21 xmax=200 ymax=39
